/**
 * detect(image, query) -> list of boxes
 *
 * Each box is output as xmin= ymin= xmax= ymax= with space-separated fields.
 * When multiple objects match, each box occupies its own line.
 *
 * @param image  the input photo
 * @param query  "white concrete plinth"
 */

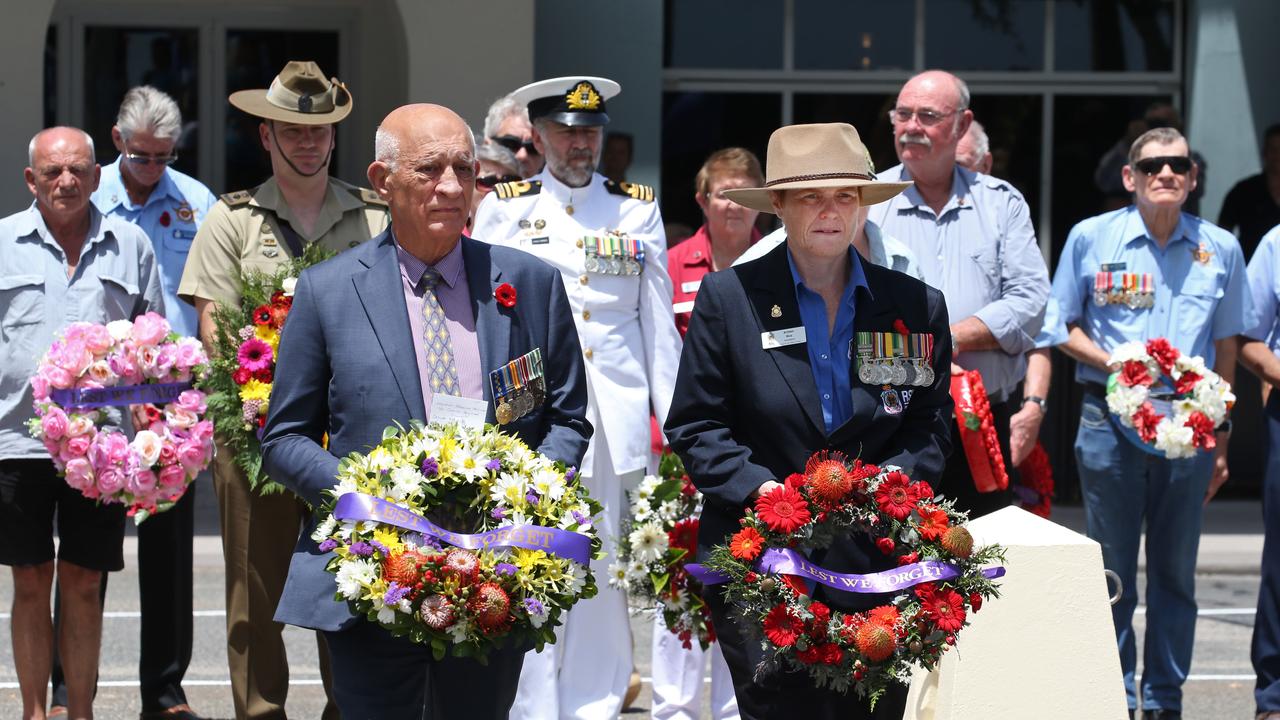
xmin=903 ymin=506 xmax=1128 ymax=720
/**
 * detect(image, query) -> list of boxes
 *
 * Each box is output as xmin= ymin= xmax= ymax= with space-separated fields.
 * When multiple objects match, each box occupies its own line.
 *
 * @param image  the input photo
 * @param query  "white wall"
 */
xmin=0 ymin=0 xmax=57 ymax=210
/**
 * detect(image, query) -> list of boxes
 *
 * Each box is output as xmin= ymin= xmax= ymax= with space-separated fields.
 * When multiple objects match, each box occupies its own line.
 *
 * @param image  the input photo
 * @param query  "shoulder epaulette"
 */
xmin=220 ymin=190 xmax=253 ymax=207
xmin=494 ymin=180 xmax=541 ymax=200
xmin=605 ymin=180 xmax=655 ymax=203
xmin=354 ymin=187 xmax=388 ymax=207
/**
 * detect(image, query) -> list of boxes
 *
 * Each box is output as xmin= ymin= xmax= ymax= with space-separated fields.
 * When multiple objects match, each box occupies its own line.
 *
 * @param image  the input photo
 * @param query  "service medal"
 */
xmin=496 ymin=399 xmax=513 ymax=425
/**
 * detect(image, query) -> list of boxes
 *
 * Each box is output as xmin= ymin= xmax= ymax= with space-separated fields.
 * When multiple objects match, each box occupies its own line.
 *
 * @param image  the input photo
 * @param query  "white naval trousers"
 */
xmin=650 ymin=613 xmax=739 ymax=720
xmin=510 ymin=408 xmax=638 ymax=720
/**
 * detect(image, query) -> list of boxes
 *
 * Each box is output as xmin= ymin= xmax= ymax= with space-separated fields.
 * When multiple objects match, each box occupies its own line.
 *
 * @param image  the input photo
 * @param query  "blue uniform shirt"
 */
xmin=1047 ymin=206 xmax=1254 ymax=384
xmin=93 ymin=157 xmax=216 ymax=338
xmin=868 ymin=164 xmax=1049 ymax=401
xmin=1244 ymin=224 xmax=1280 ymax=350
xmin=0 ymin=204 xmax=165 ymax=458
xmin=787 ymin=245 xmax=867 ymax=433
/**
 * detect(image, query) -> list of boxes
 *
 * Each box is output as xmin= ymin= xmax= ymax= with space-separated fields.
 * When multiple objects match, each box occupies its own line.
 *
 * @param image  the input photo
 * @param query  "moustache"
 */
xmin=898 ymin=132 xmax=932 ymax=148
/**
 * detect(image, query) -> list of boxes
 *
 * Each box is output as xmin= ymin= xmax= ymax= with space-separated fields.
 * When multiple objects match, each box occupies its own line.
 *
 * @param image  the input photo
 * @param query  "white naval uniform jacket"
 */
xmin=473 ymin=170 xmax=681 ymax=476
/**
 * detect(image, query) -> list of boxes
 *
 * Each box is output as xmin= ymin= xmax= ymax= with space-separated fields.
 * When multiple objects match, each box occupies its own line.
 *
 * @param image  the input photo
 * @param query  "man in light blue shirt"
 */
xmin=868 ymin=70 xmax=1050 ymax=517
xmin=77 ymin=86 xmax=215 ymax=720
xmin=1048 ymin=127 xmax=1252 ymax=720
xmin=1240 ymin=224 xmax=1280 ymax=720
xmin=0 ymin=127 xmax=163 ymax=720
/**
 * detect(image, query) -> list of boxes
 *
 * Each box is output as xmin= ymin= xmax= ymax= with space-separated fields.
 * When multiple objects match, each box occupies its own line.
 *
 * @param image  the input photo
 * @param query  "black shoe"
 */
xmin=1142 ymin=711 xmax=1182 ymax=720
xmin=1128 ymin=711 xmax=1135 ymax=720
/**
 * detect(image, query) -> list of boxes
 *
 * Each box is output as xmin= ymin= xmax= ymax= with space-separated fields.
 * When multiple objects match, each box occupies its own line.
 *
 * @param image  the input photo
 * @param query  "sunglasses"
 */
xmin=490 ymin=135 xmax=539 ymax=156
xmin=122 ymin=148 xmax=178 ymax=166
xmin=1132 ymin=156 xmax=1193 ymax=175
xmin=476 ymin=173 xmax=523 ymax=190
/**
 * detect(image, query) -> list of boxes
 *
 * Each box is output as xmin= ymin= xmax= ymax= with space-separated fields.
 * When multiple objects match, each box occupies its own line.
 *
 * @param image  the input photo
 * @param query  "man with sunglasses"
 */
xmin=178 ymin=60 xmax=387 ymax=720
xmin=473 ymin=75 xmax=682 ymax=720
xmin=56 ymin=85 xmax=214 ymax=720
xmin=1044 ymin=126 xmax=1253 ymax=720
xmin=484 ymin=93 xmax=544 ymax=178
xmin=867 ymin=70 xmax=1050 ymax=518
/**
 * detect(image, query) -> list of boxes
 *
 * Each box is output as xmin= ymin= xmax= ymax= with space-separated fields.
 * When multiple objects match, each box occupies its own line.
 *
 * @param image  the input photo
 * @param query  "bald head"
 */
xmin=29 ymin=127 xmax=95 ymax=167
xmin=899 ymin=70 xmax=969 ymax=113
xmin=368 ymin=104 xmax=477 ymax=263
xmin=26 ymin=126 xmax=100 ymax=223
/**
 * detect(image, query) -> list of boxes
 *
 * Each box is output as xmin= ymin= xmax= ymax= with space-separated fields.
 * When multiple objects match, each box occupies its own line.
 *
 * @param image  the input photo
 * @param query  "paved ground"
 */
xmin=0 ymin=485 xmax=1268 ymax=718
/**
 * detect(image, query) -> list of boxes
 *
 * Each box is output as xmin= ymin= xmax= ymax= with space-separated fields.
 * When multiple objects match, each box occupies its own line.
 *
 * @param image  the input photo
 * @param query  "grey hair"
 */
xmin=477 ymin=140 xmax=519 ymax=176
xmin=116 ymin=86 xmax=182 ymax=142
xmin=483 ymin=94 xmax=528 ymax=139
xmin=373 ymin=122 xmax=478 ymax=171
xmin=953 ymin=75 xmax=971 ymax=111
xmin=1129 ymin=127 xmax=1187 ymax=166
xmin=29 ymin=127 xmax=95 ymax=166
xmin=967 ymin=120 xmax=990 ymax=157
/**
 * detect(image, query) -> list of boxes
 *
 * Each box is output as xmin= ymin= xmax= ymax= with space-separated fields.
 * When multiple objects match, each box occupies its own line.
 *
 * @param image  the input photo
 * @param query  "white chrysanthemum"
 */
xmin=334 ymin=475 xmax=359 ymax=496
xmin=636 ymin=475 xmax=662 ymax=499
xmin=311 ymin=515 xmax=338 ymax=542
xmin=626 ymin=559 xmax=650 ymax=585
xmin=633 ymin=503 xmax=654 ymax=523
xmin=567 ymin=562 xmax=588 ymax=596
xmin=530 ymin=467 xmax=566 ymax=502
xmin=1173 ymin=354 xmax=1208 ymax=376
xmin=1154 ymin=419 xmax=1196 ymax=459
xmin=451 ymin=447 xmax=490 ymax=481
xmin=490 ymin=472 xmax=527 ymax=507
xmin=366 ymin=446 xmax=396 ymax=472
xmin=388 ymin=466 xmax=425 ymax=502
xmin=629 ymin=523 xmax=669 ymax=564
xmin=335 ymin=558 xmax=379 ymax=600
xmin=658 ymin=499 xmax=681 ymax=523
xmin=1108 ymin=341 xmax=1151 ymax=366
xmin=607 ymin=562 xmax=630 ymax=591
xmin=662 ymin=587 xmax=689 ymax=612
xmin=1107 ymin=384 xmax=1148 ymax=424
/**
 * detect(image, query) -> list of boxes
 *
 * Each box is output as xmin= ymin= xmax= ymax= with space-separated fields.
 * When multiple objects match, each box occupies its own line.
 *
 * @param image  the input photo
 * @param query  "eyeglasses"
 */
xmin=122 ymin=149 xmax=178 ymax=166
xmin=490 ymin=135 xmax=539 ymax=156
xmin=1132 ymin=155 xmax=1193 ymax=175
xmin=476 ymin=173 xmax=523 ymax=190
xmin=887 ymin=107 xmax=956 ymax=126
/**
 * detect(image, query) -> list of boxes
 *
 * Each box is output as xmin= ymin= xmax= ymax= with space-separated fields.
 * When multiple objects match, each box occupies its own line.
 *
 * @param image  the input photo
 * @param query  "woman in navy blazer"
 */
xmin=665 ymin=124 xmax=954 ymax=720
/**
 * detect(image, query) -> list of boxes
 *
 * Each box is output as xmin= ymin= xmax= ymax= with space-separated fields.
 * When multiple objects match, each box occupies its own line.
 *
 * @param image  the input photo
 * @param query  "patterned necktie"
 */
xmin=420 ymin=267 xmax=460 ymax=396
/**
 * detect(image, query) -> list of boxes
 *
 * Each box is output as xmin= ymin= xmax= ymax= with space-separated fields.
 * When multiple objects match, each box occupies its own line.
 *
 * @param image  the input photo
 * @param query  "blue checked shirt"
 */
xmin=868 ymin=164 xmax=1049 ymax=401
xmin=788 ymin=245 xmax=867 ymax=433
xmin=1244 ymin=225 xmax=1280 ymax=349
xmin=1046 ymin=206 xmax=1254 ymax=384
xmin=0 ymin=204 xmax=164 ymax=459
xmin=93 ymin=157 xmax=216 ymax=338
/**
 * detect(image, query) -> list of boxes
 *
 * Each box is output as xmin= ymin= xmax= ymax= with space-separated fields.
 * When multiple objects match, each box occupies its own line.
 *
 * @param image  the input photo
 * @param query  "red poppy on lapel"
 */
xmin=494 ymin=282 xmax=517 ymax=308
xmin=893 ymin=318 xmax=909 ymax=336
xmin=159 ymin=211 xmax=171 ymax=227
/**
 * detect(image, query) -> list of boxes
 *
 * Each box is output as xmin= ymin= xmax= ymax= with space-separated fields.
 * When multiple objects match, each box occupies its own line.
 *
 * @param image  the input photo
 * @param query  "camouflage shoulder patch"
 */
xmin=494 ymin=180 xmax=542 ymax=201
xmin=605 ymin=180 xmax=655 ymax=203
xmin=220 ymin=190 xmax=253 ymax=207
xmin=355 ymin=187 xmax=388 ymax=207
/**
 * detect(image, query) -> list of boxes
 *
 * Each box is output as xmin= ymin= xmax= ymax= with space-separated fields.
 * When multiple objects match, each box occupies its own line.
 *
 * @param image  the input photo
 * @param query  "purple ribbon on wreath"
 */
xmin=50 ymin=381 xmax=193 ymax=409
xmin=333 ymin=492 xmax=592 ymax=565
xmin=686 ymin=547 xmax=1004 ymax=593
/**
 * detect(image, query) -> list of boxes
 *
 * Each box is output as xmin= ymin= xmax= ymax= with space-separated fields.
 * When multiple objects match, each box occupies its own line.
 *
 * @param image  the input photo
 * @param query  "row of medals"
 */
xmin=1094 ymin=289 xmax=1155 ymax=308
xmin=857 ymin=357 xmax=935 ymax=387
xmin=584 ymin=246 xmax=643 ymax=275
xmin=495 ymin=378 xmax=546 ymax=425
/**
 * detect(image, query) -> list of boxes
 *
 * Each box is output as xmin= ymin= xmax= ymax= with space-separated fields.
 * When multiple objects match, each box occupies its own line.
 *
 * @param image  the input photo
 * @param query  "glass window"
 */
xmin=224 ymin=30 xmax=339 ymax=192
xmin=83 ymin=27 xmax=200 ymax=178
xmin=793 ymin=1 xmax=914 ymax=71
xmin=1054 ymin=0 xmax=1175 ymax=73
xmin=660 ymin=92 xmax=781 ymax=237
xmin=664 ymin=0 xmax=783 ymax=69
xmin=792 ymin=93 xmax=898 ymax=172
xmin=965 ymin=94 xmax=1043 ymax=219
xmin=44 ymin=26 xmax=57 ymax=129
xmin=925 ymin=0 xmax=1046 ymax=71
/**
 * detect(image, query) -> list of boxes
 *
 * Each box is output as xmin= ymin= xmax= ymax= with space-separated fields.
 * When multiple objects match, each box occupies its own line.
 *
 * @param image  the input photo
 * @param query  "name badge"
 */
xmin=531 ymin=237 xmax=550 ymax=245
xmin=673 ymin=300 xmax=695 ymax=314
xmin=429 ymin=394 xmax=488 ymax=430
xmin=680 ymin=280 xmax=701 ymax=294
xmin=172 ymin=229 xmax=197 ymax=240
xmin=1101 ymin=262 xmax=1127 ymax=272
xmin=761 ymin=326 xmax=806 ymax=350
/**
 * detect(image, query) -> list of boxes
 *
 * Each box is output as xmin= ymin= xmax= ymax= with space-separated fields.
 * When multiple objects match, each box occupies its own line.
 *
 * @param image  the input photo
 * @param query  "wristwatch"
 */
xmin=1022 ymin=395 xmax=1047 ymax=412
xmin=1216 ymin=419 xmax=1233 ymax=435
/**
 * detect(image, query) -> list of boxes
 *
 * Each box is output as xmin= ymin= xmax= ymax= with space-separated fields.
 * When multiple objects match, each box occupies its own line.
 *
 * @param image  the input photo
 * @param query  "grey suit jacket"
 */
xmin=261 ymin=231 xmax=591 ymax=631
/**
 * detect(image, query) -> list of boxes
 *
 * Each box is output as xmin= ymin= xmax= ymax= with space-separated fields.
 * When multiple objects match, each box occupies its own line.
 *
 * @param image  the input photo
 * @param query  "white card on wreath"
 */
xmin=429 ymin=394 xmax=488 ymax=430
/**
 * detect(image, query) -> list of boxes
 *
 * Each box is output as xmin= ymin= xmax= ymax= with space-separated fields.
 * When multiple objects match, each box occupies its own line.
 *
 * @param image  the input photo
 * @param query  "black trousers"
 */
xmin=706 ymin=589 xmax=907 ymax=720
xmin=52 ymin=482 xmax=196 ymax=712
xmin=937 ymin=399 xmax=1015 ymax=519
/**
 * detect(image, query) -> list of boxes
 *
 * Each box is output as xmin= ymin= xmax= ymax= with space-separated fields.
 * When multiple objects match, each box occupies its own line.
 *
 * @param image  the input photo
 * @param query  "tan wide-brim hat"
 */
xmin=228 ymin=60 xmax=352 ymax=125
xmin=723 ymin=123 xmax=911 ymax=213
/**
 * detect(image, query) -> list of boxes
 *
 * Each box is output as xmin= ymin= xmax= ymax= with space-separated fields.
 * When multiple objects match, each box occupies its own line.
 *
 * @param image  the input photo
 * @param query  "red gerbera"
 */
xmin=922 ymin=587 xmax=967 ymax=632
xmin=668 ymin=518 xmax=699 ymax=555
xmin=729 ymin=527 xmax=765 ymax=561
xmin=494 ymin=282 xmax=517 ymax=308
xmin=762 ymin=604 xmax=804 ymax=647
xmin=1119 ymin=360 xmax=1153 ymax=388
xmin=269 ymin=304 xmax=290 ymax=328
xmin=1174 ymin=371 xmax=1202 ymax=396
xmin=755 ymin=486 xmax=812 ymax=533
xmin=916 ymin=507 xmax=950 ymax=541
xmin=1185 ymin=410 xmax=1217 ymax=450
xmin=1132 ymin=402 xmax=1164 ymax=443
xmin=252 ymin=305 xmax=273 ymax=326
xmin=1146 ymin=338 xmax=1179 ymax=374
xmin=874 ymin=471 xmax=918 ymax=521
xmin=253 ymin=367 xmax=274 ymax=383
xmin=232 ymin=367 xmax=251 ymax=385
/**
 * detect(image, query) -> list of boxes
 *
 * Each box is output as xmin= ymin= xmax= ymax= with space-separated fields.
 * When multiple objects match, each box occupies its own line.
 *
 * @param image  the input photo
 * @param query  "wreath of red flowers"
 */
xmin=494 ymin=282 xmax=518 ymax=308
xmin=951 ymin=369 xmax=1009 ymax=493
xmin=1013 ymin=442 xmax=1053 ymax=518
xmin=701 ymin=451 xmax=1003 ymax=705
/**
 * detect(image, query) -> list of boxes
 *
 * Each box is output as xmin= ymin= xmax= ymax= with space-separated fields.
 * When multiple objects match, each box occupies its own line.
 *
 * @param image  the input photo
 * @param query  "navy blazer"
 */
xmin=665 ymin=241 xmax=953 ymax=613
xmin=261 ymin=231 xmax=592 ymax=632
